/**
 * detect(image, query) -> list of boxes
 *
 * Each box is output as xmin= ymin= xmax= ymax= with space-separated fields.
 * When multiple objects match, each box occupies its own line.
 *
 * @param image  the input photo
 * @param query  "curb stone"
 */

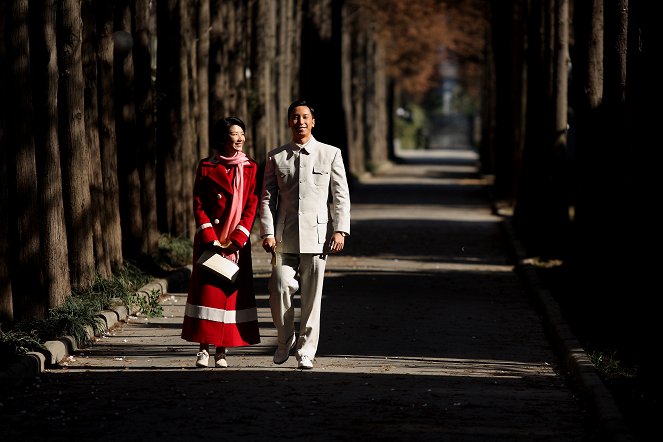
xmin=0 ymin=268 xmax=191 ymax=393
xmin=499 ymin=215 xmax=635 ymax=442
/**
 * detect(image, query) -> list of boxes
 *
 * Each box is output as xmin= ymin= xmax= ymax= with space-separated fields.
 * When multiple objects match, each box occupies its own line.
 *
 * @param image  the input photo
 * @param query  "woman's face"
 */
xmin=224 ymin=124 xmax=245 ymax=153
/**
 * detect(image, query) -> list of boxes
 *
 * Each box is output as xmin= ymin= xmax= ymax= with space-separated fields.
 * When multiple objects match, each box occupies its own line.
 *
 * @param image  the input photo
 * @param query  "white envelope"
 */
xmin=197 ymin=249 xmax=239 ymax=283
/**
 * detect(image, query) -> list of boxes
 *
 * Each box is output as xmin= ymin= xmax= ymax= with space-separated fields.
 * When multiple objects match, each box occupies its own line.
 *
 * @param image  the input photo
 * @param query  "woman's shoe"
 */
xmin=215 ymin=349 xmax=228 ymax=368
xmin=195 ymin=349 xmax=209 ymax=367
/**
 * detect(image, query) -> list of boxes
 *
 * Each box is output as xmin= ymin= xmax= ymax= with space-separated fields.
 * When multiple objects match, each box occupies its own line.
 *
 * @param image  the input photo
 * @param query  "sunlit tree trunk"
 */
xmin=31 ymin=0 xmax=73 ymax=304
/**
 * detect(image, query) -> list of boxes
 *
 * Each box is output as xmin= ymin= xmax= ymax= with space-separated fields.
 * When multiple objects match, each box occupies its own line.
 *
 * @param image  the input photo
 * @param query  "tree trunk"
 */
xmin=59 ymin=0 xmax=95 ymax=289
xmin=0 ymin=0 xmax=14 ymax=323
xmin=6 ymin=0 xmax=44 ymax=320
xmin=179 ymin=1 xmax=196 ymax=239
xmin=275 ymin=0 xmax=300 ymax=152
xmin=96 ymin=1 xmax=123 ymax=271
xmin=209 ymin=1 xmax=251 ymax=153
xmin=300 ymin=0 xmax=347 ymax=155
xmin=196 ymin=0 xmax=210 ymax=161
xmin=341 ymin=2 xmax=366 ymax=177
xmin=490 ymin=0 xmax=525 ymax=203
xmin=115 ymin=0 xmax=143 ymax=259
xmin=570 ymin=0 xmax=603 ymax=272
xmin=82 ymin=0 xmax=111 ymax=278
xmin=134 ymin=0 xmax=159 ymax=257
xmin=156 ymin=0 xmax=184 ymax=236
xmin=625 ymin=0 xmax=659 ymax=393
xmin=252 ymin=0 xmax=278 ymax=157
xmin=30 ymin=0 xmax=73 ymax=307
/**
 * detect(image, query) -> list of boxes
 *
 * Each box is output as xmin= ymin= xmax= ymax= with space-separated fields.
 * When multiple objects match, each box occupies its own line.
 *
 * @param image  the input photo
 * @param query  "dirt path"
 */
xmin=0 ymin=148 xmax=599 ymax=441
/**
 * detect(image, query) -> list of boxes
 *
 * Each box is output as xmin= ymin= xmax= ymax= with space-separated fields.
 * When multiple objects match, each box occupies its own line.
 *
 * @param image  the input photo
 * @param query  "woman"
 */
xmin=181 ymin=116 xmax=260 ymax=367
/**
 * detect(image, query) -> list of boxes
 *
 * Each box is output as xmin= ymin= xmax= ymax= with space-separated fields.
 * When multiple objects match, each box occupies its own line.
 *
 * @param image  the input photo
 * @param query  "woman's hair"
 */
xmin=212 ymin=116 xmax=246 ymax=146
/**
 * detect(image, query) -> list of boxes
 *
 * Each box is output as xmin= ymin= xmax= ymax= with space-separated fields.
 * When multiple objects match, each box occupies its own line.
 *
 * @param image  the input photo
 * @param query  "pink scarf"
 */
xmin=215 ymin=151 xmax=249 ymax=261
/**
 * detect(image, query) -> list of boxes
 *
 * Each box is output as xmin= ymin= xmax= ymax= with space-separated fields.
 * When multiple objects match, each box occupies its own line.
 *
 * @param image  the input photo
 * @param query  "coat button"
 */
xmin=214 ymin=219 xmax=220 ymax=224
xmin=217 ymin=193 xmax=223 ymax=199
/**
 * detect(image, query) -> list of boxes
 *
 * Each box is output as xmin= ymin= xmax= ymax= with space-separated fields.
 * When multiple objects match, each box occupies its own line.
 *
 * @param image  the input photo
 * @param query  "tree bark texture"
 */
xmin=96 ymin=0 xmax=123 ymax=271
xmin=31 ymin=0 xmax=73 ymax=306
xmin=82 ymin=0 xmax=111 ymax=278
xmin=58 ymin=0 xmax=95 ymax=289
xmin=115 ymin=0 xmax=143 ymax=259
xmin=341 ymin=2 xmax=367 ymax=177
xmin=156 ymin=0 xmax=184 ymax=236
xmin=179 ymin=1 xmax=196 ymax=239
xmin=134 ymin=0 xmax=159 ymax=257
xmin=252 ymin=0 xmax=278 ymax=158
xmin=6 ymin=0 xmax=45 ymax=320
xmin=0 ymin=0 xmax=14 ymax=323
xmin=195 ymin=0 xmax=210 ymax=161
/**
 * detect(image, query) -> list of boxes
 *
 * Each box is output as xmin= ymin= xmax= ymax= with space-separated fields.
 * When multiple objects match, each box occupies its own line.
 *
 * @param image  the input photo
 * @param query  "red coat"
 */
xmin=181 ymin=155 xmax=261 ymax=347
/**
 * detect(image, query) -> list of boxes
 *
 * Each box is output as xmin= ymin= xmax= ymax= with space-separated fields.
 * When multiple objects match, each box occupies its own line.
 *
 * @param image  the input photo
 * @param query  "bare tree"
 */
xmin=31 ymin=0 xmax=73 ymax=305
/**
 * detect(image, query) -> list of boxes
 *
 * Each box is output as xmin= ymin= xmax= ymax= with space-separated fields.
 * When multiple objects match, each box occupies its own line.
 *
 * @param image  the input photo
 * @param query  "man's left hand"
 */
xmin=328 ymin=232 xmax=346 ymax=253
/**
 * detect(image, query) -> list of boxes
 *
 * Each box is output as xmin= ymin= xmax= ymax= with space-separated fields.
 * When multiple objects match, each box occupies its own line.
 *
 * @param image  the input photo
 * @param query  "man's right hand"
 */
xmin=262 ymin=237 xmax=277 ymax=253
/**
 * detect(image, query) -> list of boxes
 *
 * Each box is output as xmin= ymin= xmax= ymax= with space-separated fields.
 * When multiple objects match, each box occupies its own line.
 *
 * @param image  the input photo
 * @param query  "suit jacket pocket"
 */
xmin=312 ymin=165 xmax=330 ymax=187
xmin=316 ymin=213 xmax=328 ymax=244
xmin=277 ymin=167 xmax=292 ymax=186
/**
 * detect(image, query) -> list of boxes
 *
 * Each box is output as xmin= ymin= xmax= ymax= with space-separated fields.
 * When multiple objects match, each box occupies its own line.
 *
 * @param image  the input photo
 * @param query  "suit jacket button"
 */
xmin=217 ymin=193 xmax=223 ymax=199
xmin=214 ymin=219 xmax=220 ymax=224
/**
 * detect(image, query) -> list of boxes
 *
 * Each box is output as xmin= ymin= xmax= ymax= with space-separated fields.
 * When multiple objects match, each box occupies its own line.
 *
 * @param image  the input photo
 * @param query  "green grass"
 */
xmin=0 ymin=235 xmax=192 ymax=359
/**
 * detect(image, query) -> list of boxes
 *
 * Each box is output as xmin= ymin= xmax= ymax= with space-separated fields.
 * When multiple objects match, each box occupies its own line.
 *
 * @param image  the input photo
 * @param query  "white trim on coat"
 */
xmin=184 ymin=303 xmax=258 ymax=324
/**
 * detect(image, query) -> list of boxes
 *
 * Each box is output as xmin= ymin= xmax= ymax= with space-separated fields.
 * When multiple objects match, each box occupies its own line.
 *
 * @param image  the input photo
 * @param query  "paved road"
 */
xmin=1 ymin=147 xmax=613 ymax=441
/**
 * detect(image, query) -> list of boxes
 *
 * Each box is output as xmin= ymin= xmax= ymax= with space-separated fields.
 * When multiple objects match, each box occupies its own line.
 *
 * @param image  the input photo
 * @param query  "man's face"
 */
xmin=289 ymin=106 xmax=315 ymax=140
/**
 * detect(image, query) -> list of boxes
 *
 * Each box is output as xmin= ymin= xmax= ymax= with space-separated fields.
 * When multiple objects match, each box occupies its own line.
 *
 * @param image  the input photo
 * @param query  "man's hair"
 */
xmin=212 ymin=116 xmax=245 ymax=146
xmin=287 ymin=100 xmax=315 ymax=120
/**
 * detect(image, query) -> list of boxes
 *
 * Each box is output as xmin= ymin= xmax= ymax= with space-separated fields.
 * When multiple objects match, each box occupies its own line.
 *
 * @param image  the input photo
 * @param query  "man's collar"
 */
xmin=293 ymin=135 xmax=315 ymax=153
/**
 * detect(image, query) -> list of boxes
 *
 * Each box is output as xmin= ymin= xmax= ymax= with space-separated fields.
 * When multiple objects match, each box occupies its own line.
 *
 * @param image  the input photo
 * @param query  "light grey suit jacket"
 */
xmin=260 ymin=137 xmax=351 ymax=254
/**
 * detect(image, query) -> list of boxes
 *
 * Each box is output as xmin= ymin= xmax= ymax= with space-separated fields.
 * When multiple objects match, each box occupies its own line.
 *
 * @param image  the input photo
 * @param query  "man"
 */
xmin=260 ymin=100 xmax=351 ymax=369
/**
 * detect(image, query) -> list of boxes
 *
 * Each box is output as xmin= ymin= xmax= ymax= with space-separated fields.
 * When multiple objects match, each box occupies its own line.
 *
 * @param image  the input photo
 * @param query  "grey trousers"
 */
xmin=268 ymin=253 xmax=327 ymax=360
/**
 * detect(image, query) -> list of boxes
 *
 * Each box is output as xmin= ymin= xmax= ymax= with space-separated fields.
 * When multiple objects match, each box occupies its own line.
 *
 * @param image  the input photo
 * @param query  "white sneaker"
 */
xmin=215 ymin=351 xmax=228 ymax=368
xmin=195 ymin=349 xmax=209 ymax=367
xmin=273 ymin=335 xmax=296 ymax=364
xmin=298 ymin=355 xmax=313 ymax=369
